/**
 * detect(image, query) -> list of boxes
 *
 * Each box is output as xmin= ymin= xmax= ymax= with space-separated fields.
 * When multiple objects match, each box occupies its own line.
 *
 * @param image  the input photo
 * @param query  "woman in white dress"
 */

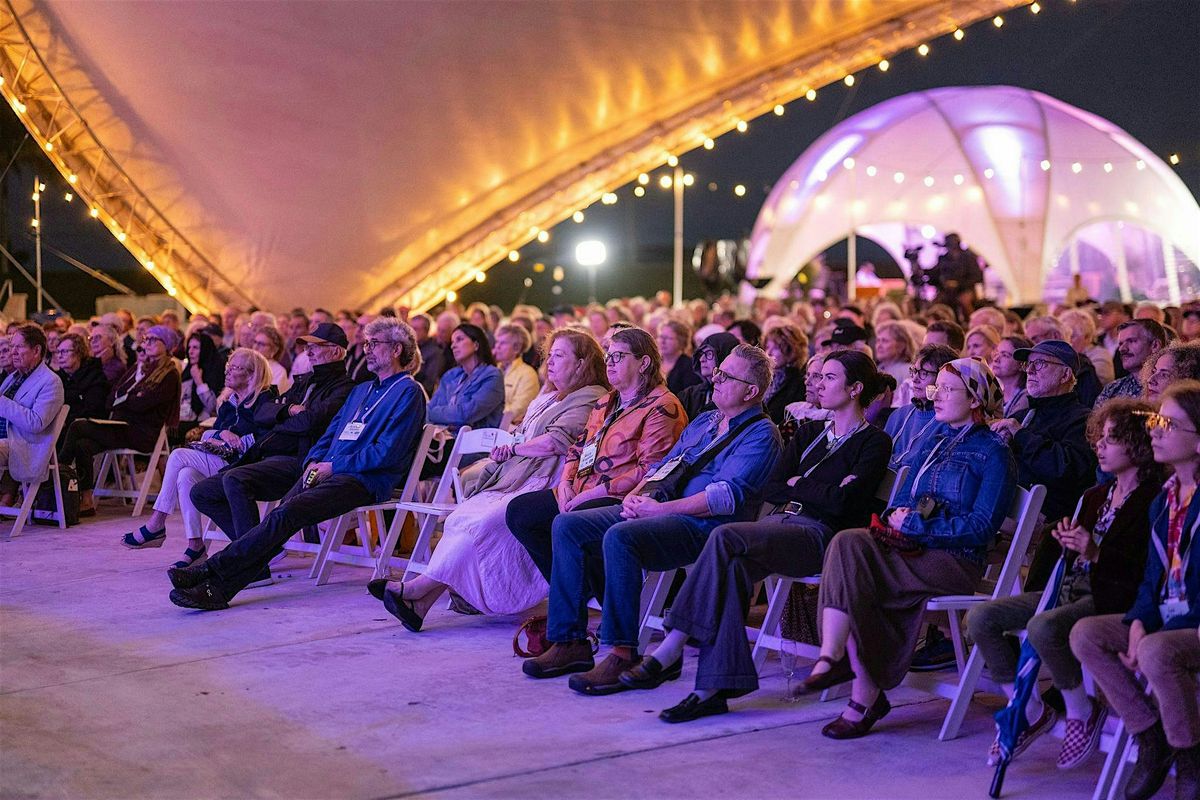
xmin=374 ymin=329 xmax=609 ymax=631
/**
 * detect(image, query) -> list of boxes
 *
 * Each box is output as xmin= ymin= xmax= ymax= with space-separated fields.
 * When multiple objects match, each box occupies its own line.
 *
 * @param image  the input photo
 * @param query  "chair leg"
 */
xmin=637 ymin=571 xmax=674 ymax=652
xmin=132 ymin=447 xmax=163 ymax=517
xmin=401 ymin=515 xmax=441 ymax=582
xmin=6 ymin=483 xmax=37 ymax=540
xmin=938 ymin=645 xmax=986 ymax=741
xmin=751 ymin=576 xmax=790 ymax=670
xmin=313 ymin=514 xmax=354 ymax=585
xmin=51 ymin=467 xmax=66 ymax=529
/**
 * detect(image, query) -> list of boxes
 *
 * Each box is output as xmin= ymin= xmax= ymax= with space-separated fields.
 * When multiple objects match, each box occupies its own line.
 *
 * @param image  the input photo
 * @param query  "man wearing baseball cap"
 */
xmin=989 ymin=340 xmax=1096 ymax=524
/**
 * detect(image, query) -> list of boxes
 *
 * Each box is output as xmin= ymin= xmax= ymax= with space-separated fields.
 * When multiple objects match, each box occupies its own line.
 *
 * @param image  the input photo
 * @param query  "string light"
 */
xmin=953 ymin=174 xmax=965 ymax=185
xmin=31 ymin=190 xmax=39 ymax=201
xmin=659 ymin=175 xmax=673 ymax=189
xmin=38 ymin=183 xmax=45 ymax=191
xmin=993 ymin=16 xmax=1004 ymax=28
xmin=843 ymin=75 xmax=855 ymax=87
xmin=145 ymin=261 xmax=155 ymax=271
xmin=90 ymin=207 xmax=100 ymax=218
xmin=1030 ymin=2 xmax=1041 ymax=13
xmin=67 ymin=174 xmax=77 ymax=185
xmin=446 ymin=290 xmax=457 ymax=302
xmin=878 ymin=59 xmax=890 ymax=72
xmin=1040 ymin=159 xmax=1051 ymax=171
xmin=1071 ymin=161 xmax=1083 ymax=173
xmin=735 ymin=119 xmax=748 ymax=133
xmin=116 ymin=231 xmax=127 ymax=242
xmin=1103 ymin=162 xmax=1113 ymax=173
xmin=1169 ymin=153 xmax=1181 ymax=165
xmin=805 ymin=88 xmax=817 ymax=101
xmin=733 ymin=184 xmax=747 ymax=197
xmin=474 ymin=270 xmax=486 ymax=283
xmin=865 ymin=165 xmax=877 ymax=177
xmin=529 ymin=226 xmax=540 ymax=237
xmin=773 ymin=105 xmax=784 ymax=116
xmin=893 ymin=172 xmax=905 ymax=184
xmin=984 ymin=168 xmax=995 ymax=179
xmin=637 ymin=173 xmax=650 ymax=185
xmin=536 ymin=230 xmax=550 ymax=243
xmin=508 ymin=249 xmax=520 ymax=262
xmin=30 ymin=218 xmax=38 ymax=228
xmin=44 ymin=142 xmax=53 ymax=152
xmin=1136 ymin=160 xmax=1146 ymax=170
xmin=11 ymin=98 xmax=26 ymax=114
xmin=923 ymin=176 xmax=935 ymax=187
xmin=703 ymin=137 xmax=715 ymax=150
xmin=666 ymin=154 xmax=679 ymax=167
xmin=682 ymin=173 xmax=695 ymax=186
xmin=842 ymin=157 xmax=855 ymax=170
xmin=953 ymin=29 xmax=964 ymax=41
xmin=64 ymin=192 xmax=73 ymax=202
xmin=634 ymin=185 xmax=646 ymax=197
xmin=572 ymin=211 xmax=585 ymax=223
xmin=917 ymin=43 xmax=930 ymax=56
xmin=601 ymin=192 xmax=618 ymax=204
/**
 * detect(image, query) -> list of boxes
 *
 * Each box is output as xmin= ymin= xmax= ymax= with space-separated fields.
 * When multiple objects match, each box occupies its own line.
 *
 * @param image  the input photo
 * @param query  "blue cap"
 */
xmin=1013 ymin=339 xmax=1079 ymax=372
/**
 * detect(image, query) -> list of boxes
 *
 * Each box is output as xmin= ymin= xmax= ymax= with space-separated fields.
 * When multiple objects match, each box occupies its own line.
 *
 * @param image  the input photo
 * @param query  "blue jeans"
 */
xmin=547 ymin=504 xmax=709 ymax=649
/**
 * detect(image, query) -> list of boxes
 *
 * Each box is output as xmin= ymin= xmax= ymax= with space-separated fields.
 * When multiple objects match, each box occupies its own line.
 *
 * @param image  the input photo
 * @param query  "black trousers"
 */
xmin=664 ymin=514 xmax=833 ymax=695
xmin=505 ymin=489 xmax=619 ymax=603
xmin=60 ymin=419 xmax=154 ymax=491
xmin=205 ymin=474 xmax=374 ymax=601
xmin=190 ymin=456 xmax=304 ymax=540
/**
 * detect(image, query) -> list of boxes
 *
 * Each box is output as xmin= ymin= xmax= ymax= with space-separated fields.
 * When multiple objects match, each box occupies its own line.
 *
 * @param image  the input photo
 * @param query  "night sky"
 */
xmin=2 ymin=0 xmax=1197 ymax=317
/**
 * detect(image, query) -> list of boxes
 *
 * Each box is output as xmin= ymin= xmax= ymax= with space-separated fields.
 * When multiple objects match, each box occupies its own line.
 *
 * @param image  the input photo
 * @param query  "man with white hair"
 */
xmin=1059 ymin=308 xmax=1114 ymax=385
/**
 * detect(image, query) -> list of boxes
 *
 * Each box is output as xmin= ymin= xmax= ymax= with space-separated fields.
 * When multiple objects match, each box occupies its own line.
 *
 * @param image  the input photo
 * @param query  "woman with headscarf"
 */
xmin=676 ymin=331 xmax=740 ymax=421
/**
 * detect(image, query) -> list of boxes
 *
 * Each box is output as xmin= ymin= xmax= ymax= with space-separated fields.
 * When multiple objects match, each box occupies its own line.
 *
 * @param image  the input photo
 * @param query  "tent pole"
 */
xmin=673 ymin=166 xmax=684 ymax=307
xmin=1163 ymin=237 xmax=1181 ymax=306
xmin=1114 ymin=225 xmax=1132 ymax=304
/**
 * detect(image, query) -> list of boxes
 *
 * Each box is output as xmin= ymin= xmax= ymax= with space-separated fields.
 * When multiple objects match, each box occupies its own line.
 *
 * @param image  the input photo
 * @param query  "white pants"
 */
xmin=152 ymin=447 xmax=226 ymax=540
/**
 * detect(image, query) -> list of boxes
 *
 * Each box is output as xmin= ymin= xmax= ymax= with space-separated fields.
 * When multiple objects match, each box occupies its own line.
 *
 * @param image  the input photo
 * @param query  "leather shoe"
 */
xmin=169 ymin=582 xmax=230 ymax=611
xmin=1126 ymin=721 xmax=1174 ymax=800
xmin=619 ymin=655 xmax=683 ymax=690
xmin=382 ymin=584 xmax=424 ymax=633
xmin=568 ymin=653 xmax=640 ymax=696
xmin=794 ymin=654 xmax=854 ymax=696
xmin=522 ymin=641 xmax=595 ymax=679
xmin=367 ymin=578 xmax=390 ymax=601
xmin=168 ymin=562 xmax=212 ymax=590
xmin=659 ymin=692 xmax=730 ymax=724
xmin=822 ymin=692 xmax=890 ymax=740
xmin=1173 ymin=741 xmax=1200 ymax=800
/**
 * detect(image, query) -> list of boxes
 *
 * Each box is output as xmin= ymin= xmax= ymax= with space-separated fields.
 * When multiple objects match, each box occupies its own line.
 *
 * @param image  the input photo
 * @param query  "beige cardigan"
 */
xmin=465 ymin=383 xmax=607 ymax=497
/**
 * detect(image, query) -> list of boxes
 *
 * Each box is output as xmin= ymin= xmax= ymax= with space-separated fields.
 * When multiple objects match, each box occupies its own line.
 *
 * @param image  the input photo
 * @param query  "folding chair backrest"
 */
xmin=979 ymin=483 xmax=1047 ymax=600
xmin=876 ymin=465 xmax=908 ymax=507
xmin=396 ymin=424 xmax=438 ymax=503
xmin=48 ymin=404 xmax=70 ymax=456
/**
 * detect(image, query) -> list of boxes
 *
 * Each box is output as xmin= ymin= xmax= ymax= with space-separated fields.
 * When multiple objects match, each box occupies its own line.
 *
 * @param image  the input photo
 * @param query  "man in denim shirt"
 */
xmin=523 ymin=344 xmax=782 ymax=694
xmin=167 ymin=318 xmax=427 ymax=611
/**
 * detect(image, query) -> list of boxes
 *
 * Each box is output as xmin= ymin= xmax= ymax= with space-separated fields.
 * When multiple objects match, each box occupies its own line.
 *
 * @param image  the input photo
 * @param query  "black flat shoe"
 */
xmin=659 ymin=692 xmax=730 ymax=724
xmin=619 ymin=655 xmax=683 ymax=690
xmin=168 ymin=562 xmax=212 ymax=590
xmin=367 ymin=578 xmax=390 ymax=602
xmin=383 ymin=584 xmax=424 ymax=632
xmin=794 ymin=654 xmax=855 ymax=696
xmin=169 ymin=582 xmax=230 ymax=611
xmin=821 ymin=692 xmax=891 ymax=740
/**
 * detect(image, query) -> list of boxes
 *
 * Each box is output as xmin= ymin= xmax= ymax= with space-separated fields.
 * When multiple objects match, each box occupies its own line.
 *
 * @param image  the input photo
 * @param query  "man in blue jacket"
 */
xmin=168 ymin=318 xmax=427 ymax=610
xmin=523 ymin=344 xmax=781 ymax=695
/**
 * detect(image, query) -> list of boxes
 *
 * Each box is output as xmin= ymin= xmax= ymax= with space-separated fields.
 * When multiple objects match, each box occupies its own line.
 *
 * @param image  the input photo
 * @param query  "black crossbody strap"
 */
xmin=673 ymin=412 xmax=768 ymax=485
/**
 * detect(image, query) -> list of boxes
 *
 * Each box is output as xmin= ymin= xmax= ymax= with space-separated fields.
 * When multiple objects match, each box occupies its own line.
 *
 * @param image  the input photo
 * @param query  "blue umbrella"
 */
xmin=989 ymin=555 xmax=1068 ymax=798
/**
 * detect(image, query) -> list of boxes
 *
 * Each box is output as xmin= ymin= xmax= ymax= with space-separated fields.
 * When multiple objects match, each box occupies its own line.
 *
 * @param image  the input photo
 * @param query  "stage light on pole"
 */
xmin=576 ymin=239 xmax=607 ymax=303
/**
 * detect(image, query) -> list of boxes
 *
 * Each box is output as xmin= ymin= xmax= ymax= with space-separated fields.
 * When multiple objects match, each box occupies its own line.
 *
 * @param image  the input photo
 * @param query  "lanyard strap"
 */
xmin=795 ymin=420 xmax=867 ymax=479
xmin=913 ymin=424 xmax=975 ymax=487
xmin=588 ymin=393 xmax=641 ymax=449
xmin=353 ymin=377 xmax=404 ymax=424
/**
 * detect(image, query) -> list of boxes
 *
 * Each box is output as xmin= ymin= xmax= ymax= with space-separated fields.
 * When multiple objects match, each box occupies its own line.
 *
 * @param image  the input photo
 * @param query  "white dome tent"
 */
xmin=746 ymin=85 xmax=1200 ymax=306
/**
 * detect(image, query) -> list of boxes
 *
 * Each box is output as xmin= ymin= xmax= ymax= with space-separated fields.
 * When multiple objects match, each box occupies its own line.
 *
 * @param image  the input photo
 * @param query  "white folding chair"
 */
xmin=392 ymin=426 xmax=515 ymax=583
xmin=899 ymin=483 xmax=1047 ymax=740
xmin=93 ymin=426 xmax=170 ymax=516
xmin=750 ymin=466 xmax=908 ymax=670
xmin=3 ymin=405 xmax=70 ymax=540
xmin=201 ymin=499 xmax=282 ymax=545
xmin=309 ymin=423 xmax=439 ymax=584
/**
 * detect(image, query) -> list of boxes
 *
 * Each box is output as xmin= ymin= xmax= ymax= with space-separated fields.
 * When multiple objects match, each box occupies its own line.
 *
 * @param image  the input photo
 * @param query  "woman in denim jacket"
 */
xmin=800 ymin=357 xmax=1017 ymax=740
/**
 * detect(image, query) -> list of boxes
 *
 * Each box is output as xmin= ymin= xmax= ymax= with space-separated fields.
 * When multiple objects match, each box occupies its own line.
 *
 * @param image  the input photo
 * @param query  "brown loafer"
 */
xmin=522 ymin=640 xmax=595 ymax=679
xmin=568 ymin=653 xmax=642 ymax=696
xmin=794 ymin=654 xmax=855 ymax=696
xmin=822 ymin=692 xmax=891 ymax=740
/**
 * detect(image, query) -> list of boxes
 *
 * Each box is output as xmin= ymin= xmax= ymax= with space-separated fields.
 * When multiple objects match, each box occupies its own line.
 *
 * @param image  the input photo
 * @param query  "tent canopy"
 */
xmin=746 ymin=85 xmax=1200 ymax=304
xmin=1 ymin=0 xmax=1022 ymax=313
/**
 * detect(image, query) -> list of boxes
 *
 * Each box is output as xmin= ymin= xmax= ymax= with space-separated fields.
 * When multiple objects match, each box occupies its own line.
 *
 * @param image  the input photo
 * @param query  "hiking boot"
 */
xmin=521 ymin=640 xmax=594 ymax=679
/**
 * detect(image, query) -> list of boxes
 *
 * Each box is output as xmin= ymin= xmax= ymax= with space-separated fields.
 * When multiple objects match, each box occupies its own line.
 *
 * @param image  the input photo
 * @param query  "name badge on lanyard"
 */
xmin=1160 ymin=596 xmax=1189 ymax=624
xmin=339 ymin=421 xmax=366 ymax=441
xmin=645 ymin=455 xmax=685 ymax=483
xmin=578 ymin=443 xmax=599 ymax=472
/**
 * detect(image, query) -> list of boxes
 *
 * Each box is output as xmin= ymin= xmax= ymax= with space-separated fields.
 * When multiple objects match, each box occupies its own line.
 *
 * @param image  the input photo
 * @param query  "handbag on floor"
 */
xmin=33 ymin=465 xmax=80 ymax=526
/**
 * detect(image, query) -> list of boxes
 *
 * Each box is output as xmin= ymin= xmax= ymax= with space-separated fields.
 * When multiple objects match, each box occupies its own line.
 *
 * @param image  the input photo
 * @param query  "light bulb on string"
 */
xmin=1040 ymin=160 xmax=1051 ymax=171
xmin=572 ymin=211 xmax=585 ymax=223
xmin=773 ymin=105 xmax=784 ymax=116
xmin=637 ymin=173 xmax=650 ymax=185
xmin=733 ymin=184 xmax=746 ymax=197
xmin=474 ymin=271 xmax=486 ymax=283
xmin=984 ymin=168 xmax=995 ymax=179
xmin=44 ymin=142 xmax=53 ymax=152
xmin=893 ymin=172 xmax=905 ymax=184
xmin=703 ymin=137 xmax=715 ymax=150
xmin=508 ymin=249 xmax=520 ymax=262
xmin=634 ymin=185 xmax=646 ymax=197
xmin=1030 ymin=2 xmax=1041 ymax=13
xmin=666 ymin=154 xmax=679 ymax=167
xmin=953 ymin=28 xmax=964 ymax=41
xmin=843 ymin=75 xmax=855 ymax=87
xmin=90 ymin=207 xmax=100 ymax=218
xmin=682 ymin=173 xmax=695 ymax=186
xmin=917 ymin=43 xmax=930 ymax=56
xmin=842 ymin=157 xmax=855 ymax=170
xmin=1136 ymin=160 xmax=1146 ymax=171
xmin=878 ymin=59 xmax=890 ymax=72
xmin=659 ymin=175 xmax=673 ymax=189
xmin=1103 ymin=162 xmax=1113 ymax=173
xmin=805 ymin=88 xmax=817 ymax=101
xmin=735 ymin=119 xmax=748 ymax=133
xmin=67 ymin=174 xmax=77 ymax=185
xmin=446 ymin=290 xmax=457 ymax=303
xmin=1071 ymin=162 xmax=1083 ymax=174
xmin=536 ymin=230 xmax=550 ymax=243
xmin=953 ymin=174 xmax=965 ymax=185
xmin=993 ymin=16 xmax=1004 ymax=27
xmin=865 ymin=165 xmax=877 ymax=177
xmin=923 ymin=176 xmax=934 ymax=187
xmin=1169 ymin=154 xmax=1181 ymax=165
xmin=64 ymin=192 xmax=73 ymax=202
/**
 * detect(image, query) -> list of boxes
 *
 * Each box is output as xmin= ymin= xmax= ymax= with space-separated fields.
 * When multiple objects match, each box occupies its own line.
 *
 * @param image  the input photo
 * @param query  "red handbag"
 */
xmin=868 ymin=514 xmax=924 ymax=556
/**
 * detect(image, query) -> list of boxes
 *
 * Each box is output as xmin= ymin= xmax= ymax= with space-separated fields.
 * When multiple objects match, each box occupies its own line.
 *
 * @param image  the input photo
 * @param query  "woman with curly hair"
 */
xmin=1141 ymin=341 xmax=1200 ymax=404
xmin=966 ymin=398 xmax=1163 ymax=768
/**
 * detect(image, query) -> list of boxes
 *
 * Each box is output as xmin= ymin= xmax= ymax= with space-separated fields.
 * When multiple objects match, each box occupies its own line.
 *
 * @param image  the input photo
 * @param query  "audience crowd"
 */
xmin=3 ymin=288 xmax=1200 ymax=798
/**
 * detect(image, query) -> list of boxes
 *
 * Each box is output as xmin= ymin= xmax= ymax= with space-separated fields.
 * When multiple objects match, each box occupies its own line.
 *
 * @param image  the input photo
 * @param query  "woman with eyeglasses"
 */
xmin=801 ymin=358 xmax=1016 ymax=740
xmin=623 ymin=351 xmax=891 ymax=722
xmin=883 ymin=343 xmax=959 ymax=470
xmin=177 ymin=332 xmax=228 ymax=442
xmin=676 ymin=331 xmax=740 ymax=422
xmin=1071 ymin=381 xmax=1200 ymax=800
xmin=89 ymin=324 xmax=128 ymax=385
xmin=990 ymin=335 xmax=1034 ymax=417
xmin=966 ymin=398 xmax=1162 ymax=769
xmin=250 ymin=325 xmax=291 ymax=393
xmin=53 ymin=333 xmax=109 ymax=430
xmin=1141 ymin=341 xmax=1200 ymax=405
xmin=121 ymin=349 xmax=276 ymax=562
xmin=506 ymin=327 xmax=688 ymax=610
xmin=61 ymin=325 xmax=183 ymax=516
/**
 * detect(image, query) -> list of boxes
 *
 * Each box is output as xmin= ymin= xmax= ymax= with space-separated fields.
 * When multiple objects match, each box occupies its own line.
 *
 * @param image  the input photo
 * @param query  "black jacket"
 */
xmin=665 ymin=357 xmax=702 ymax=396
xmin=1026 ymin=478 xmax=1160 ymax=615
xmin=761 ymin=419 xmax=893 ymax=531
xmin=1008 ymin=391 xmax=1097 ymax=523
xmin=763 ymin=366 xmax=807 ymax=425
xmin=57 ymin=357 xmax=109 ymax=426
xmin=238 ymin=360 xmax=354 ymax=463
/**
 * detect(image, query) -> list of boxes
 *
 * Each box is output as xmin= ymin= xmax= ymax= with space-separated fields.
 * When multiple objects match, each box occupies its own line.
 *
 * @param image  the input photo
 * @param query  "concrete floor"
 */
xmin=2 ymin=508 xmax=1105 ymax=799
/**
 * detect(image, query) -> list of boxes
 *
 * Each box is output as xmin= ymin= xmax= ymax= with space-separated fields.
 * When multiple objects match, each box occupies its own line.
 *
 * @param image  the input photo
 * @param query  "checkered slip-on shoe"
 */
xmin=987 ymin=705 xmax=1059 ymax=766
xmin=1057 ymin=702 xmax=1108 ymax=770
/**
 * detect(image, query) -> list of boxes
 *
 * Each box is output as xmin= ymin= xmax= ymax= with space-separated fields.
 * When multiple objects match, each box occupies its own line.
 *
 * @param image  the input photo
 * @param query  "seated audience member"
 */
xmin=122 ymin=349 xmax=275 ymax=565
xmin=828 ymin=320 xmax=871 ymax=356
xmin=924 ymin=319 xmax=965 ymax=355
xmin=657 ymin=320 xmax=702 ymax=396
xmin=506 ymin=328 xmax=687 ymax=601
xmin=191 ymin=323 xmax=355 ymax=542
xmin=991 ymin=340 xmax=1097 ymax=524
xmin=801 ymin=357 xmax=1016 ymax=739
xmin=969 ymin=306 xmax=1007 ymax=336
xmin=677 ymin=332 xmax=740 ymax=421
xmin=167 ymin=319 xmax=427 ymax=610
xmin=521 ymin=344 xmax=781 ymax=695
xmin=1060 ymin=308 xmax=1115 ymax=386
xmin=1070 ymin=381 xmax=1200 ymax=800
xmin=762 ymin=322 xmax=809 ymax=425
xmin=0 ymin=335 xmax=12 ymax=383
xmin=965 ymin=325 xmax=1000 ymax=363
xmin=249 ymin=324 xmax=292 ymax=392
xmin=1142 ymin=341 xmax=1200 ymax=405
xmin=494 ymin=323 xmax=540 ymax=426
xmin=373 ymin=329 xmax=609 ymax=629
xmin=726 ymin=319 xmax=762 ymax=348
xmin=409 ymin=313 xmax=443 ymax=395
xmin=783 ymin=354 xmax=833 ymax=426
xmin=990 ymin=335 xmax=1034 ymax=417
xmin=873 ymin=321 xmax=919 ymax=401
xmin=1181 ymin=307 xmax=1200 ymax=344
xmin=1133 ymin=301 xmax=1166 ymax=324
xmin=62 ymin=325 xmax=181 ymax=516
xmin=178 ymin=332 xmax=227 ymax=439
xmin=1002 ymin=309 xmax=1026 ymax=337
xmin=966 ymin=398 xmax=1161 ymax=768
xmin=89 ymin=324 xmax=128 ymax=385
xmin=1096 ymin=319 xmax=1168 ymax=406
xmin=53 ymin=333 xmax=108 ymax=428
xmin=884 ymin=344 xmax=958 ymax=469
xmin=628 ymin=351 xmax=892 ymax=723
xmin=0 ymin=326 xmax=65 ymax=504
xmin=428 ymin=323 xmax=505 ymax=438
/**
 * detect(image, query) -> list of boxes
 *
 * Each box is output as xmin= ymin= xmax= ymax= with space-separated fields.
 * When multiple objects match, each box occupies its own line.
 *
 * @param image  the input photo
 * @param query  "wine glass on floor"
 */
xmin=780 ymin=639 xmax=802 ymax=703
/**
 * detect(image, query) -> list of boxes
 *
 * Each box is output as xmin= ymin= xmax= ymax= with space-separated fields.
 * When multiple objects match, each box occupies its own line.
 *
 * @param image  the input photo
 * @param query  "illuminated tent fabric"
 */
xmin=1 ymin=0 xmax=1024 ymax=312
xmin=747 ymin=86 xmax=1200 ymax=304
